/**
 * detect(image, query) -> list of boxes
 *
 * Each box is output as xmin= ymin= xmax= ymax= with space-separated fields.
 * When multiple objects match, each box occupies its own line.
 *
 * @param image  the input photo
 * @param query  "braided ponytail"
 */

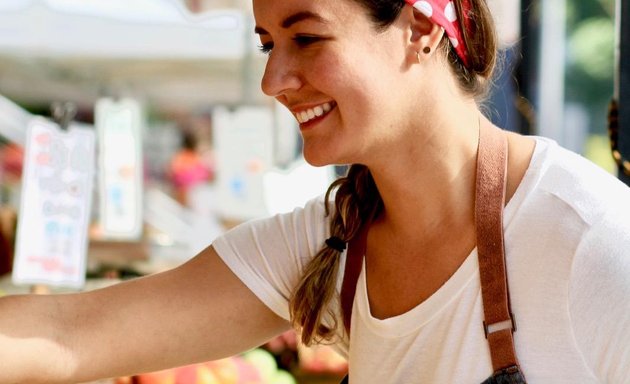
xmin=289 ymin=164 xmax=383 ymax=345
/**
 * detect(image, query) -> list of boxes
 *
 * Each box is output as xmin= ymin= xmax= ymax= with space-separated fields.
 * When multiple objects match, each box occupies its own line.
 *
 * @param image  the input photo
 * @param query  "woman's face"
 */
xmin=254 ymin=0 xmax=416 ymax=166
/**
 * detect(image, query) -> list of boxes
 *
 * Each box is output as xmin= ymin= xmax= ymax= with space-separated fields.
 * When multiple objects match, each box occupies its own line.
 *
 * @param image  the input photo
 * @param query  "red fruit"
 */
xmin=135 ymin=369 xmax=175 ymax=384
xmin=174 ymin=365 xmax=198 ymax=384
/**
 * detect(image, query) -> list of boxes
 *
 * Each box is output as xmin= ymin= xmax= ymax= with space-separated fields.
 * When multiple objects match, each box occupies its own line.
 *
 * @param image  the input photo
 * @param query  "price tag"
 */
xmin=12 ymin=118 xmax=95 ymax=289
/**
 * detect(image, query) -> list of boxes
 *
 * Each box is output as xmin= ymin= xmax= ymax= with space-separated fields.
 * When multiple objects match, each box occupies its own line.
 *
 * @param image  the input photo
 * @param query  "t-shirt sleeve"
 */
xmin=212 ymin=196 xmax=330 ymax=321
xmin=569 ymin=209 xmax=630 ymax=383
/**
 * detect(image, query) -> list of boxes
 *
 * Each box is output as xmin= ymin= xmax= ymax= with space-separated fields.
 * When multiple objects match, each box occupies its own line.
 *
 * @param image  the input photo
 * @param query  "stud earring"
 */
xmin=423 ymin=46 xmax=431 ymax=54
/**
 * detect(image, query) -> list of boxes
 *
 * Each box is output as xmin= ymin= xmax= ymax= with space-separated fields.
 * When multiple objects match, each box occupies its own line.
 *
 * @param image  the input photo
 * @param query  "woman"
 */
xmin=1 ymin=0 xmax=629 ymax=383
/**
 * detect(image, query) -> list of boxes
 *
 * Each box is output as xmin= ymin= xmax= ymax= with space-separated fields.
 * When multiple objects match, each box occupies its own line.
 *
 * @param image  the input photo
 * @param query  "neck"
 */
xmin=366 ymin=107 xmax=482 ymax=240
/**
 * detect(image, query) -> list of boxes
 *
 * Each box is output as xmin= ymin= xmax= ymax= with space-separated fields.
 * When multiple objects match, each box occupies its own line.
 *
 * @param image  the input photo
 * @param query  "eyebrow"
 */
xmin=254 ymin=11 xmax=328 ymax=35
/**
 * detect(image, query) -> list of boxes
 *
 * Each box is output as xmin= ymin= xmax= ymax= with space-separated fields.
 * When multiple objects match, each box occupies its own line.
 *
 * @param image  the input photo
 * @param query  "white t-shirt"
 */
xmin=213 ymin=137 xmax=630 ymax=383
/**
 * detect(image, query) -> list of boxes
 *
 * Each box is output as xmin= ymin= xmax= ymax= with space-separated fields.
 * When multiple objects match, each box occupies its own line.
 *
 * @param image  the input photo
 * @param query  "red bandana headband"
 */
xmin=404 ymin=0 xmax=471 ymax=67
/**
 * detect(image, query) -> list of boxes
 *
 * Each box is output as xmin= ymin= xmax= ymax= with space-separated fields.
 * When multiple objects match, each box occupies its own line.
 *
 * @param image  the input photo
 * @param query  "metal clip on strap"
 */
xmin=483 ymin=314 xmax=516 ymax=339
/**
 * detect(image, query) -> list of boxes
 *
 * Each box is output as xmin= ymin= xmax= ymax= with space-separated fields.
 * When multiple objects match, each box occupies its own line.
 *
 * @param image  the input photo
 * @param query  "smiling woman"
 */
xmin=1 ymin=1 xmax=630 ymax=383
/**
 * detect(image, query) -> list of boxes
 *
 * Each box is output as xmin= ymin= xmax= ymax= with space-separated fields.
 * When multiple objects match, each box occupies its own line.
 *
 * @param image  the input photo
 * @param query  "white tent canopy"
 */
xmin=0 ymin=0 xmax=267 ymax=109
xmin=0 ymin=0 xmax=248 ymax=59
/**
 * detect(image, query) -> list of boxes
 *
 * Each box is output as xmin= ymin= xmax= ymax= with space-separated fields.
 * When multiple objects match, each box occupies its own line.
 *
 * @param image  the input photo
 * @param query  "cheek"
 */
xmin=308 ymin=53 xmax=380 ymax=111
xmin=304 ymin=46 xmax=403 ymax=138
xmin=305 ymin=52 xmax=348 ymax=91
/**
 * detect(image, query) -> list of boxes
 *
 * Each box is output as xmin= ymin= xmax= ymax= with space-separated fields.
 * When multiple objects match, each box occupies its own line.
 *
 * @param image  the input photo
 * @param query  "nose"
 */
xmin=260 ymin=50 xmax=303 ymax=97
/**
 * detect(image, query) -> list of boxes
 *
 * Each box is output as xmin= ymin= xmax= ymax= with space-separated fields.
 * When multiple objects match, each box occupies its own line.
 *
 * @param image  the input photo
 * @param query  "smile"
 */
xmin=294 ymin=102 xmax=335 ymax=124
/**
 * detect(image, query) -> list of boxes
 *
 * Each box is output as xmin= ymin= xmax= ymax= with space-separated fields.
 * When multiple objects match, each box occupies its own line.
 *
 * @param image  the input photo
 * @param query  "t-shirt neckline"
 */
xmin=355 ymin=136 xmax=551 ymax=337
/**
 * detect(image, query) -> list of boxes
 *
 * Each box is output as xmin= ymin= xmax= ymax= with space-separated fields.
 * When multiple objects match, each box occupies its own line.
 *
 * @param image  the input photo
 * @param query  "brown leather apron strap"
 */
xmin=339 ymin=123 xmax=522 ymax=376
xmin=341 ymin=224 xmax=368 ymax=335
xmin=475 ymin=123 xmax=520 ymax=373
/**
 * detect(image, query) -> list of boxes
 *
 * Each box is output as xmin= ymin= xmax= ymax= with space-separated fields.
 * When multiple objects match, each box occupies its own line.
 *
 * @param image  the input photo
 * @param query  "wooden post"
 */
xmin=616 ymin=0 xmax=630 ymax=185
xmin=515 ymin=0 xmax=540 ymax=136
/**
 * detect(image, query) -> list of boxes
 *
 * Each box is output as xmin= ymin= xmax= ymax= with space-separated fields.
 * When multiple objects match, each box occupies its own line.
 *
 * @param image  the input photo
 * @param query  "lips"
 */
xmin=294 ymin=101 xmax=335 ymax=124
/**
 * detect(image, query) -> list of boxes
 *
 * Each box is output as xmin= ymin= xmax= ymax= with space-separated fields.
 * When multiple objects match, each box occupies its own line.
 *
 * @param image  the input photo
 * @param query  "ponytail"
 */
xmin=289 ymin=164 xmax=383 ymax=345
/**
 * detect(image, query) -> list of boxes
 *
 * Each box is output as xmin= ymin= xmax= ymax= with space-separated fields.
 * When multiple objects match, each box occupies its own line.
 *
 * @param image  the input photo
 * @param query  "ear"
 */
xmin=403 ymin=5 xmax=445 ymax=59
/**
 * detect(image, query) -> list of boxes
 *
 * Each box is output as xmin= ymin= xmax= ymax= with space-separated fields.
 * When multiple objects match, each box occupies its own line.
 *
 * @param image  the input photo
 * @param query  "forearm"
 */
xmin=0 ymin=294 xmax=74 ymax=383
xmin=0 ymin=249 xmax=291 ymax=383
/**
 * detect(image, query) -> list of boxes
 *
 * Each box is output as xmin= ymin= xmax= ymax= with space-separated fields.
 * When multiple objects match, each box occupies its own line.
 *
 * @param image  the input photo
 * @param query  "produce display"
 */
xmin=127 ymin=348 xmax=296 ymax=384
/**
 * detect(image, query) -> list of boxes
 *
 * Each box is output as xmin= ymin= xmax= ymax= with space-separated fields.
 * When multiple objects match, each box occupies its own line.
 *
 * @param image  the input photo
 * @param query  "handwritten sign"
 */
xmin=13 ymin=118 xmax=95 ymax=289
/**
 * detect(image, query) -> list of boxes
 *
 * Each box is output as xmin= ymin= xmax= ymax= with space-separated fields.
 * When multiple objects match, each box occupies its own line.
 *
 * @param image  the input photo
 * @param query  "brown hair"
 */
xmin=289 ymin=0 xmax=498 ymax=345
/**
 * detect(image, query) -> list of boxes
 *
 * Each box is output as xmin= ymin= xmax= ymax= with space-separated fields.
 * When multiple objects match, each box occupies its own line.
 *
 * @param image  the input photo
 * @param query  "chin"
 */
xmin=303 ymin=157 xmax=330 ymax=167
xmin=302 ymin=138 xmax=345 ymax=164
xmin=302 ymin=148 xmax=335 ymax=167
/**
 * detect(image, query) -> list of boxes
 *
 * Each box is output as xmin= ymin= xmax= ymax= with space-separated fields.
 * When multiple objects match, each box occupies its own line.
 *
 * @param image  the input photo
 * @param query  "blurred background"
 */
xmin=0 ymin=0 xmax=626 ymax=383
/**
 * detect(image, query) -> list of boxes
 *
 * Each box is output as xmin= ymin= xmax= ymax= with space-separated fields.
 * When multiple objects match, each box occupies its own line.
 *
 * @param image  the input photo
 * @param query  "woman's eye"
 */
xmin=257 ymin=42 xmax=273 ymax=55
xmin=257 ymin=35 xmax=321 ymax=54
xmin=293 ymin=35 xmax=321 ymax=47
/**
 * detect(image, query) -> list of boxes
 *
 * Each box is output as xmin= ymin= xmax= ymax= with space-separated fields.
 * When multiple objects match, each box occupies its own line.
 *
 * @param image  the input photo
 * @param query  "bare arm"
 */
xmin=0 ymin=245 xmax=291 ymax=383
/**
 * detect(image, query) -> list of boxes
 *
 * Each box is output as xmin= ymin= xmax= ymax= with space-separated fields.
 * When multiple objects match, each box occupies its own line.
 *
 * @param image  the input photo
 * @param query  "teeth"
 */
xmin=295 ymin=102 xmax=333 ymax=124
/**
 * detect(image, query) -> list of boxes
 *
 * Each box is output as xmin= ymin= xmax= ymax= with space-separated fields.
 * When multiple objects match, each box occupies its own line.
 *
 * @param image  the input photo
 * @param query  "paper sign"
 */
xmin=12 ymin=118 xmax=95 ymax=289
xmin=213 ymin=106 xmax=274 ymax=220
xmin=95 ymin=98 xmax=143 ymax=240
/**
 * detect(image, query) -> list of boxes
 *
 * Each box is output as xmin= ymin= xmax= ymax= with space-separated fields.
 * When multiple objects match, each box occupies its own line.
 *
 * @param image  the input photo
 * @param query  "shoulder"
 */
xmin=567 ymin=202 xmax=630 ymax=382
xmin=507 ymin=137 xmax=630 ymax=247
xmin=227 ymin=194 xmax=330 ymax=240
xmin=511 ymin=139 xmax=630 ymax=380
xmin=215 ymin=194 xmax=331 ymax=260
xmin=517 ymin=137 xmax=630 ymax=297
xmin=539 ymin=141 xmax=630 ymax=382
xmin=528 ymin=137 xmax=630 ymax=226
xmin=211 ymin=194 xmax=333 ymax=320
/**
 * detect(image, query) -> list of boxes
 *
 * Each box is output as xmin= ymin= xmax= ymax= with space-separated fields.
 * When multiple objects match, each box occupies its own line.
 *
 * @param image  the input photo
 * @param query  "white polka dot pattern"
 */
xmin=444 ymin=2 xmax=457 ymax=22
xmin=414 ymin=1 xmax=434 ymax=17
xmin=404 ymin=0 xmax=471 ymax=67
